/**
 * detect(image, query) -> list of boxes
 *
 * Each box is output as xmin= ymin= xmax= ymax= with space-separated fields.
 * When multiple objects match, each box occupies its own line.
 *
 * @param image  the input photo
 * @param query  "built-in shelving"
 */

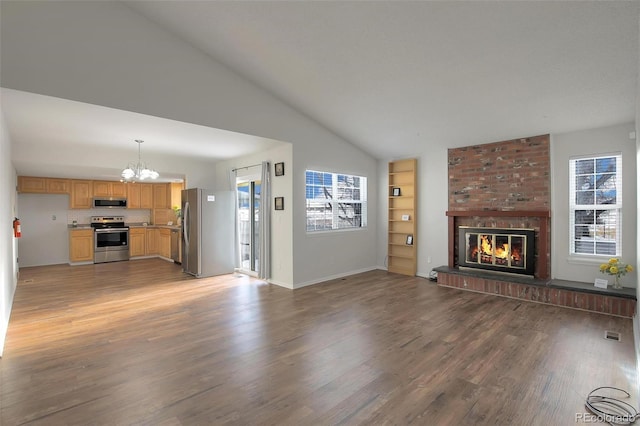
xmin=388 ymin=158 xmax=417 ymax=276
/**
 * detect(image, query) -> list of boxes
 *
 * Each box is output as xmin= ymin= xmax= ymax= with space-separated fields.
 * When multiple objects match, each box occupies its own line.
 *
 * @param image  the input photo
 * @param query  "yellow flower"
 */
xmin=600 ymin=264 xmax=608 ymax=272
xmin=609 ymin=258 xmax=618 ymax=265
xmin=610 ymin=266 xmax=619 ymax=274
xmin=626 ymin=265 xmax=633 ymax=272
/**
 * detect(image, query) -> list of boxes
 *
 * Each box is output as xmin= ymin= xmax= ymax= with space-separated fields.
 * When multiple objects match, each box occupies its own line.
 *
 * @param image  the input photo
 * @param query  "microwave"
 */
xmin=93 ymin=197 xmax=127 ymax=209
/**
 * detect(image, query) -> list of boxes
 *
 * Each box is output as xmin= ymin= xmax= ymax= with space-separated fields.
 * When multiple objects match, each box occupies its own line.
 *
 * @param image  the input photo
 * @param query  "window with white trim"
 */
xmin=306 ymin=170 xmax=367 ymax=232
xmin=569 ymin=154 xmax=622 ymax=256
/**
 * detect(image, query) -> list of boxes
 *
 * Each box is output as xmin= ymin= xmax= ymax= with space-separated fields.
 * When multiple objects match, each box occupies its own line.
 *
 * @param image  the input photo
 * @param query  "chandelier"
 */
xmin=121 ymin=139 xmax=159 ymax=181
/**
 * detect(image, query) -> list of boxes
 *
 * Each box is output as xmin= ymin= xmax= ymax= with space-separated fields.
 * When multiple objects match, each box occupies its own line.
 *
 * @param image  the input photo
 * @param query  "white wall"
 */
xmin=0 ymin=109 xmax=18 ymax=356
xmin=0 ymin=2 xmax=378 ymax=288
xmin=17 ymin=194 xmax=70 ymax=267
xmin=552 ymin=123 xmax=637 ymax=286
xmin=215 ymin=143 xmax=294 ymax=287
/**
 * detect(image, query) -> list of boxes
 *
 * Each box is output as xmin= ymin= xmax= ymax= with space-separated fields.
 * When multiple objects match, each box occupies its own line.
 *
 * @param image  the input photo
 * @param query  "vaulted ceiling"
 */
xmin=2 ymin=1 xmax=639 ymax=172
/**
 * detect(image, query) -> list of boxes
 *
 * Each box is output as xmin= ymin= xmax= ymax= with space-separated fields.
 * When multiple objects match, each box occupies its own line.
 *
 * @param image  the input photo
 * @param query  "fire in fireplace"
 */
xmin=458 ymin=227 xmax=535 ymax=276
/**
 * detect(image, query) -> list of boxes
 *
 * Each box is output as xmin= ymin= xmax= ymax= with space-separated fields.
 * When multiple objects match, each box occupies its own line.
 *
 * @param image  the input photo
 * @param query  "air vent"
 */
xmin=604 ymin=331 xmax=621 ymax=342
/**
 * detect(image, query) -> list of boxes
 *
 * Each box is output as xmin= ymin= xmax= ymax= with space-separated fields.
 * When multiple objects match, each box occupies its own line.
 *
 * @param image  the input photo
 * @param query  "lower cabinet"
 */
xmin=130 ymin=227 xmax=175 ymax=261
xmin=146 ymin=228 xmax=159 ymax=255
xmin=159 ymin=228 xmax=171 ymax=259
xmin=129 ymin=228 xmax=146 ymax=257
xmin=69 ymin=229 xmax=94 ymax=262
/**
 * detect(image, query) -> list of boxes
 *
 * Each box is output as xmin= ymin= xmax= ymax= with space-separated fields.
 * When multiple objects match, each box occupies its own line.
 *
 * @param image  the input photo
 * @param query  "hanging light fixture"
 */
xmin=121 ymin=139 xmax=159 ymax=181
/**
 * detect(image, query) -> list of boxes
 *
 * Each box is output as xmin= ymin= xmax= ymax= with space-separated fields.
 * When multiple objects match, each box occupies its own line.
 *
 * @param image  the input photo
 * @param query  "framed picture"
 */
xmin=275 ymin=162 xmax=285 ymax=176
xmin=275 ymin=196 xmax=284 ymax=210
xmin=406 ymin=235 xmax=413 ymax=245
xmin=392 ymin=187 xmax=401 ymax=196
xmin=401 ymin=214 xmax=410 ymax=221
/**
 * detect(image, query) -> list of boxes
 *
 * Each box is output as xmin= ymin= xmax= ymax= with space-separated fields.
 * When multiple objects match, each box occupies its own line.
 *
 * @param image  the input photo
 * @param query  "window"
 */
xmin=569 ymin=154 xmax=622 ymax=256
xmin=306 ymin=170 xmax=367 ymax=232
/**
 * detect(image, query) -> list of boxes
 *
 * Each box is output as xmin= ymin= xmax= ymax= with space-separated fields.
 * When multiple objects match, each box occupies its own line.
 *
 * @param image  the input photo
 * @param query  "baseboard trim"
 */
xmin=293 ymin=266 xmax=379 ymax=289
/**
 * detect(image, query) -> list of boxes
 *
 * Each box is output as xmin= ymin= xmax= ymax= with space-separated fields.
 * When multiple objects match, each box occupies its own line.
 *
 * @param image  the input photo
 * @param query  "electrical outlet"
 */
xmin=427 ymin=256 xmax=432 ymax=263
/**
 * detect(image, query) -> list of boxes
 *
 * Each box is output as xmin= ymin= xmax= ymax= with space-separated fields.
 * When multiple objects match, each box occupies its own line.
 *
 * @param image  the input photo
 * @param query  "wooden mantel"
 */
xmin=446 ymin=210 xmax=551 ymax=279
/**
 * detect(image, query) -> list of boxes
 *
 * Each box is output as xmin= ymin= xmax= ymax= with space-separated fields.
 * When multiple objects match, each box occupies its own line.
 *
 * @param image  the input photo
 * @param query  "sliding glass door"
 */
xmin=236 ymin=178 xmax=261 ymax=274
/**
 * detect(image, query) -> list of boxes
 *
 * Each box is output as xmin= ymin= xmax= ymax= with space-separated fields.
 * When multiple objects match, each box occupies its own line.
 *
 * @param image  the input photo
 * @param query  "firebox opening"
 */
xmin=458 ymin=227 xmax=535 ymax=276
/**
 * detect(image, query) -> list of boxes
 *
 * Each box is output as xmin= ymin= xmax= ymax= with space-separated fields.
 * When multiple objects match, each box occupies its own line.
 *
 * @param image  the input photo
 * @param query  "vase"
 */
xmin=613 ymin=275 xmax=623 ymax=289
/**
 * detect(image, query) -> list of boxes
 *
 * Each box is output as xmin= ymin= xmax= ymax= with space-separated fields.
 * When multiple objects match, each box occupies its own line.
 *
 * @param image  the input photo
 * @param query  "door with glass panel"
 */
xmin=236 ymin=178 xmax=261 ymax=274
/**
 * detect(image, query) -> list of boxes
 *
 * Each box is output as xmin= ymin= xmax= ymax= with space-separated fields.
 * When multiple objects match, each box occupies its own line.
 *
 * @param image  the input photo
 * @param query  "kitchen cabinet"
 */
xmin=47 ymin=178 xmax=70 ymax=194
xmin=153 ymin=182 xmax=183 ymax=210
xmin=159 ymin=228 xmax=171 ymax=258
xmin=140 ymin=184 xmax=153 ymax=209
xmin=93 ymin=181 xmax=126 ymax=198
xmin=127 ymin=183 xmax=153 ymax=209
xmin=170 ymin=183 xmax=182 ymax=209
xmin=146 ymin=228 xmax=159 ymax=255
xmin=129 ymin=228 xmax=146 ymax=257
xmin=18 ymin=176 xmax=70 ymax=194
xmin=69 ymin=229 xmax=94 ymax=262
xmin=18 ymin=176 xmax=47 ymax=193
xmin=153 ymin=184 xmax=170 ymax=209
xmin=70 ymin=180 xmax=93 ymax=209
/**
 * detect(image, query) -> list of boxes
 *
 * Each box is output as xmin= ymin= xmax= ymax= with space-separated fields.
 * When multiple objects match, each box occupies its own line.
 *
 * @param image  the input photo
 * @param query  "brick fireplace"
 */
xmin=438 ymin=134 xmax=636 ymax=318
xmin=447 ymin=134 xmax=551 ymax=279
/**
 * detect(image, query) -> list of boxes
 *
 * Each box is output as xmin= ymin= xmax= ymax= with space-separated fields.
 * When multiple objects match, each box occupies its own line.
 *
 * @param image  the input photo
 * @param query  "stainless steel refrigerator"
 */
xmin=181 ymin=188 xmax=235 ymax=278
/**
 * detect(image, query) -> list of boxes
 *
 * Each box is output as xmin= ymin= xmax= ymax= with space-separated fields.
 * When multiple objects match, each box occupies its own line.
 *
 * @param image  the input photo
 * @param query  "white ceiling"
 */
xmin=125 ymin=1 xmax=639 ymax=157
xmin=2 ymin=1 xmax=639 ymax=176
xmin=1 ymin=88 xmax=285 ymax=180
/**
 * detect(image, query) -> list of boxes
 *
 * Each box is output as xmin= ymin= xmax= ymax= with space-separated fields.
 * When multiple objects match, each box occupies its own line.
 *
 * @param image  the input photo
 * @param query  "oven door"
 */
xmin=94 ymin=228 xmax=130 ymax=263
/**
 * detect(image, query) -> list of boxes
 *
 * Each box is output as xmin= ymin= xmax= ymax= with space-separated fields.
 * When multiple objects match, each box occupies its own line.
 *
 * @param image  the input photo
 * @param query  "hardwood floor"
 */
xmin=1 ymin=259 xmax=636 ymax=425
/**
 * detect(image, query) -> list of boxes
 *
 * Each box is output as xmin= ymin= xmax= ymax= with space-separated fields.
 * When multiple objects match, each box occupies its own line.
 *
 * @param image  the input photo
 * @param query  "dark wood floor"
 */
xmin=1 ymin=259 xmax=636 ymax=425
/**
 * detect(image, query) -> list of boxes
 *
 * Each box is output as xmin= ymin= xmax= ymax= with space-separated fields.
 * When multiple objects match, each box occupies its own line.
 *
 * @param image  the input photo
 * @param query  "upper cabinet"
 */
xmin=70 ymin=180 xmax=93 ymax=209
xmin=153 ymin=182 xmax=183 ymax=209
xmin=93 ymin=180 xmax=126 ymax=198
xmin=18 ymin=176 xmax=70 ymax=194
xmin=153 ymin=183 xmax=170 ymax=209
xmin=47 ymin=179 xmax=70 ymax=194
xmin=18 ymin=175 xmax=183 ymax=212
xmin=127 ymin=183 xmax=153 ymax=209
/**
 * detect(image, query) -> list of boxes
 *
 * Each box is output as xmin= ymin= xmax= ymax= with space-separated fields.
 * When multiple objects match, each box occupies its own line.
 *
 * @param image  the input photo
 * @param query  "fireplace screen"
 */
xmin=458 ymin=227 xmax=535 ymax=276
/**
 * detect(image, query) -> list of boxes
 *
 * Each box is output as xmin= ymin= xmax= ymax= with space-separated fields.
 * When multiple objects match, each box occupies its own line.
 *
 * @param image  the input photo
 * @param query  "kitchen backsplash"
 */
xmin=67 ymin=209 xmax=151 ymax=225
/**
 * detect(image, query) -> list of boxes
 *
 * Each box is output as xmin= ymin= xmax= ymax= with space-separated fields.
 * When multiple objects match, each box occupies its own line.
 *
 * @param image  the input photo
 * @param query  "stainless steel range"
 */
xmin=91 ymin=216 xmax=130 ymax=263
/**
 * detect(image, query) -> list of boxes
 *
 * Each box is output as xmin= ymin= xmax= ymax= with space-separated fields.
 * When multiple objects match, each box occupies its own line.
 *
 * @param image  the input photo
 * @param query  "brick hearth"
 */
xmin=435 ymin=266 xmax=636 ymax=318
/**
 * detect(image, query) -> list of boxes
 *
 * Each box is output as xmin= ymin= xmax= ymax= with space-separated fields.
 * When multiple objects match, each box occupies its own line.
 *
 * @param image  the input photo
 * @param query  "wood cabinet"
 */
xmin=18 ymin=176 xmax=70 ymax=194
xmin=153 ymin=184 xmax=170 ymax=209
xmin=70 ymin=180 xmax=93 ymax=209
xmin=140 ymin=184 xmax=153 ymax=209
xmin=18 ymin=176 xmax=47 ymax=193
xmin=388 ymin=159 xmax=417 ymax=276
xmin=170 ymin=183 xmax=183 ymax=210
xmin=129 ymin=228 xmax=146 ymax=257
xmin=93 ymin=181 xmax=126 ymax=198
xmin=69 ymin=229 xmax=94 ymax=262
xmin=146 ymin=228 xmax=159 ymax=255
xmin=127 ymin=183 xmax=154 ymax=209
xmin=47 ymin=178 xmax=70 ymax=194
xmin=159 ymin=228 xmax=171 ymax=258
xmin=152 ymin=182 xmax=183 ymax=210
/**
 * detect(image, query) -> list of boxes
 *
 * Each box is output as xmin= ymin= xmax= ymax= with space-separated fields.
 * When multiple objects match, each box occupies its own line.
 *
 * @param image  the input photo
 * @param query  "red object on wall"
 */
xmin=13 ymin=217 xmax=21 ymax=238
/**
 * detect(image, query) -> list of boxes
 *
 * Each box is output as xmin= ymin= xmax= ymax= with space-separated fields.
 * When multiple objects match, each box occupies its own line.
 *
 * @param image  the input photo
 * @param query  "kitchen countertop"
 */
xmin=68 ymin=224 xmax=181 ymax=230
xmin=128 ymin=223 xmax=181 ymax=230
